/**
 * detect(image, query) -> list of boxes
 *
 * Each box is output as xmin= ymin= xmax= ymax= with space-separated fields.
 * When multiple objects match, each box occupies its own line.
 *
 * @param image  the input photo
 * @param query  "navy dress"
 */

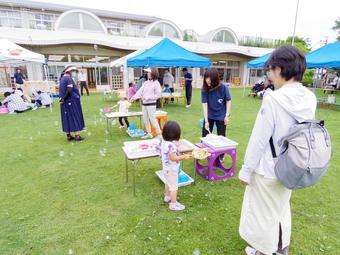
xmin=59 ymin=76 xmax=85 ymax=133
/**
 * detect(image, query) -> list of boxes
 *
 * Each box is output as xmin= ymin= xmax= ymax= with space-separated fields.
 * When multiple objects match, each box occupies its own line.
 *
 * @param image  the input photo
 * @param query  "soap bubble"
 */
xmin=99 ymin=149 xmax=106 ymax=157
xmin=193 ymin=248 xmax=200 ymax=255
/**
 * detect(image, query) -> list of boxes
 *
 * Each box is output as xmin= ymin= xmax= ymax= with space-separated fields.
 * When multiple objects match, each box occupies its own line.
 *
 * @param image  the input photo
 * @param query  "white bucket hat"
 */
xmin=63 ymin=65 xmax=78 ymax=73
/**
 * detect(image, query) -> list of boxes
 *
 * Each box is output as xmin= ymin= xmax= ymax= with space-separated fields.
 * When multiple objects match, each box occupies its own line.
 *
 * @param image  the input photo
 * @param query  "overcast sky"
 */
xmin=40 ymin=0 xmax=339 ymax=49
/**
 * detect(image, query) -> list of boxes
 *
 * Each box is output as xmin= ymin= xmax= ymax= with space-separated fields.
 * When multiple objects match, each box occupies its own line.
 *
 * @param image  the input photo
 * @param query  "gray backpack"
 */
xmin=270 ymin=120 xmax=332 ymax=190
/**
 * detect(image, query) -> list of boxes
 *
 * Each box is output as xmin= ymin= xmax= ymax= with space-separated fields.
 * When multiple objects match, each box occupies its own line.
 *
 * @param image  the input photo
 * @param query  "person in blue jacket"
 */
xmin=183 ymin=68 xmax=193 ymax=108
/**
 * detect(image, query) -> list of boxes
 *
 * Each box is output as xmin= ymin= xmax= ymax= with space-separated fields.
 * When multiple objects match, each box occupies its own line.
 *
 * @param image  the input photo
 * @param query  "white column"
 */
xmin=192 ymin=68 xmax=203 ymax=89
xmin=241 ymin=61 xmax=249 ymax=86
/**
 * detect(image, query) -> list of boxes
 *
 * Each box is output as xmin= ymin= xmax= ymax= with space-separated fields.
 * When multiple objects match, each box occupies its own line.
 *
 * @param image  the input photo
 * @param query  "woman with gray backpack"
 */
xmin=238 ymin=45 xmax=331 ymax=255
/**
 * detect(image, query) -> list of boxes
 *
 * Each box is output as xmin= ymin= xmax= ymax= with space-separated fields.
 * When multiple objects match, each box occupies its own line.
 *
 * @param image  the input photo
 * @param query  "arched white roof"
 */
xmin=142 ymin=20 xmax=183 ymax=40
xmin=55 ymin=9 xmax=107 ymax=34
xmin=203 ymin=27 xmax=238 ymax=45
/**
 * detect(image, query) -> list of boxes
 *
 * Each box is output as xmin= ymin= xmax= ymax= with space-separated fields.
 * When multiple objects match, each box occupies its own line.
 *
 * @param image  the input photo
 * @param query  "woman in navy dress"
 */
xmin=59 ymin=65 xmax=85 ymax=141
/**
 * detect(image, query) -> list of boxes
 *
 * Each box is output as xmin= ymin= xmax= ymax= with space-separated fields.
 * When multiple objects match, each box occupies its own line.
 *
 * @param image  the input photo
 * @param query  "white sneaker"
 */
xmin=245 ymin=246 xmax=257 ymax=255
xmin=32 ymin=106 xmax=38 ymax=111
xmin=186 ymin=104 xmax=191 ymax=108
xmin=40 ymin=106 xmax=46 ymax=109
xmin=169 ymin=202 xmax=185 ymax=211
xmin=164 ymin=195 xmax=171 ymax=203
xmin=119 ymin=125 xmax=124 ymax=129
xmin=141 ymin=133 xmax=153 ymax=139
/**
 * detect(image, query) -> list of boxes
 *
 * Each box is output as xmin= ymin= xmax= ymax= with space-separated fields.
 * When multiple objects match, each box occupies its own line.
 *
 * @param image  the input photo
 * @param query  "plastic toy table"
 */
xmin=194 ymin=140 xmax=237 ymax=181
xmin=122 ymin=139 xmax=196 ymax=196
xmin=150 ymin=114 xmax=168 ymax=136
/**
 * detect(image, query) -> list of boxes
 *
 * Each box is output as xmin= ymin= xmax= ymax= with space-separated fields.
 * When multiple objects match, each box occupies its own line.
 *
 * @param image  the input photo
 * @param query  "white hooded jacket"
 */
xmin=239 ymin=82 xmax=317 ymax=183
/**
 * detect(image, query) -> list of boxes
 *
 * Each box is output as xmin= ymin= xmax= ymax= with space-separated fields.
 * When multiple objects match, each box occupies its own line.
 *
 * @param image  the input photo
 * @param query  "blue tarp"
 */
xmin=247 ymin=53 xmax=271 ymax=68
xmin=306 ymin=42 xmax=340 ymax=68
xmin=127 ymin=38 xmax=211 ymax=67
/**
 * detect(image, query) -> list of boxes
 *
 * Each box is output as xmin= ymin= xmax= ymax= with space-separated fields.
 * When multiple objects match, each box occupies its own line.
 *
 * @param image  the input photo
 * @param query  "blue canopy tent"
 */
xmin=306 ymin=42 xmax=340 ymax=68
xmin=247 ymin=53 xmax=271 ymax=68
xmin=127 ymin=38 xmax=211 ymax=68
xmin=244 ymin=53 xmax=271 ymax=96
xmin=306 ymin=42 xmax=340 ymax=92
xmin=247 ymin=42 xmax=340 ymax=69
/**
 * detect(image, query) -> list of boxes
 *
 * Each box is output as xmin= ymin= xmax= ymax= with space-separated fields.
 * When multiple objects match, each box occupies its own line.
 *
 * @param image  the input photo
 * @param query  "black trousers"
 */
xmin=170 ymin=87 xmax=174 ymax=102
xmin=202 ymin=118 xmax=226 ymax=137
xmin=185 ymin=84 xmax=192 ymax=105
xmin=80 ymin=81 xmax=89 ymax=96
xmin=119 ymin=117 xmax=129 ymax=127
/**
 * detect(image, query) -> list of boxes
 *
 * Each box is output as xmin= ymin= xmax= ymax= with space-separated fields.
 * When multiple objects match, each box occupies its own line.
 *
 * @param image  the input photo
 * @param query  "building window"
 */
xmin=148 ymin=23 xmax=180 ymax=39
xmin=0 ymin=9 xmax=22 ymax=28
xmin=58 ymin=12 xmax=80 ymax=29
xmin=82 ymin=14 xmax=104 ymax=32
xmin=164 ymin=24 xmax=179 ymax=38
xmin=105 ymin=20 xmax=125 ymax=35
xmin=130 ymin=23 xmax=145 ymax=37
xmin=212 ymin=30 xmax=236 ymax=44
xmin=47 ymin=54 xmax=68 ymax=62
xmin=149 ymin=23 xmax=163 ymax=37
xmin=212 ymin=60 xmax=240 ymax=83
xmin=56 ymin=10 xmax=106 ymax=33
xmin=29 ymin=12 xmax=55 ymax=30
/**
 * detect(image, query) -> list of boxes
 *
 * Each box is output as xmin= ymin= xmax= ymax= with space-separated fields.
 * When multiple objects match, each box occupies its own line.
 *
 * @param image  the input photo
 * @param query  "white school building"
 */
xmin=0 ymin=0 xmax=272 ymax=90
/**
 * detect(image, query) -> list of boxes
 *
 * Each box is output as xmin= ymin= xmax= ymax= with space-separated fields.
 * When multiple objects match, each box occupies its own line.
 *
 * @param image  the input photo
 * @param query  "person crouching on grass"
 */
xmin=158 ymin=121 xmax=192 ymax=211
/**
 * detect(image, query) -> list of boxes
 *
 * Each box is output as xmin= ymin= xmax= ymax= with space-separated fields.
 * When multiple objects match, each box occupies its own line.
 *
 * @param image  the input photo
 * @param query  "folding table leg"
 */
xmin=125 ymin=156 xmax=128 ymax=182
xmin=193 ymin=159 xmax=197 ymax=185
xmin=132 ymin=160 xmax=136 ymax=196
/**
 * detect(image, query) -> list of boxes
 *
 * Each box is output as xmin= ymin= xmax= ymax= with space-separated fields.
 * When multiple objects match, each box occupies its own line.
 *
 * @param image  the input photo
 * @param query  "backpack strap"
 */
xmin=269 ymin=136 xmax=277 ymax=158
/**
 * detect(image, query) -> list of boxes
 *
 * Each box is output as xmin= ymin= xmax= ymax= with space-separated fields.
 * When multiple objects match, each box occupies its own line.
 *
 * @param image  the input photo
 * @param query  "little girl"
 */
xmin=159 ymin=121 xmax=191 ymax=211
xmin=113 ymin=92 xmax=131 ymax=129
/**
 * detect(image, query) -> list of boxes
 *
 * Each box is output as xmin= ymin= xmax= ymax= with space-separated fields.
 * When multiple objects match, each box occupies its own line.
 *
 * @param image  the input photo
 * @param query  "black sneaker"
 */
xmin=67 ymin=134 xmax=75 ymax=141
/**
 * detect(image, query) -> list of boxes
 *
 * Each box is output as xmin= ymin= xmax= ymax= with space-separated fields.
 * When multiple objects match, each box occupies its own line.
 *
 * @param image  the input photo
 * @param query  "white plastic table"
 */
xmin=122 ymin=139 xmax=197 ymax=196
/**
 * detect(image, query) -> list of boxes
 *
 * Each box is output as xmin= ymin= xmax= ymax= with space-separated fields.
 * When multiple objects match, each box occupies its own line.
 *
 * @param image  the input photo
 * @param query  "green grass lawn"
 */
xmin=0 ymin=88 xmax=339 ymax=255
